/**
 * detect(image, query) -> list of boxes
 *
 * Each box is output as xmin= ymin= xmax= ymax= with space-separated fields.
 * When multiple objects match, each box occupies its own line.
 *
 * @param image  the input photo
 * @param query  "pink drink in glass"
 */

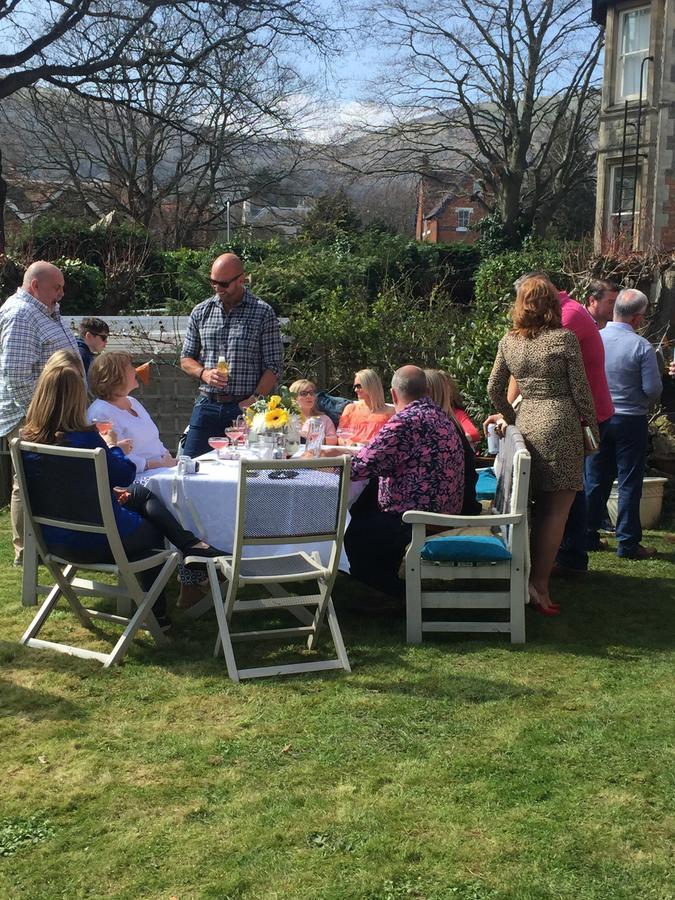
xmin=208 ymin=437 xmax=229 ymax=459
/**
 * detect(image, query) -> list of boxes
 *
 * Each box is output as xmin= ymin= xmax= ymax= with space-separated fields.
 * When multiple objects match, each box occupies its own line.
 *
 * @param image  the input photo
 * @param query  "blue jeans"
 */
xmin=182 ymin=395 xmax=242 ymax=458
xmin=556 ymin=419 xmax=613 ymax=571
xmin=555 ymin=488 xmax=589 ymax=571
xmin=586 ymin=414 xmax=649 ymax=556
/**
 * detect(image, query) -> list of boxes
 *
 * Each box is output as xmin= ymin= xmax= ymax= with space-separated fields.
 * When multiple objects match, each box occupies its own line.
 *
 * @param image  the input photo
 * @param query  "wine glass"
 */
xmin=336 ymin=426 xmax=354 ymax=446
xmin=225 ymin=414 xmax=247 ymax=446
xmin=91 ymin=417 xmax=113 ymax=436
xmin=207 ymin=436 xmax=229 ymax=461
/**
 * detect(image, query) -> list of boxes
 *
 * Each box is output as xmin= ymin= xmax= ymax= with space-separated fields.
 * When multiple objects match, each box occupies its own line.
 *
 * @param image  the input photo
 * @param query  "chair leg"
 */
xmin=52 ymin=564 xmax=96 ymax=627
xmin=307 ymin=576 xmax=334 ymax=651
xmin=405 ymin=560 xmax=423 ymax=644
xmin=209 ymin=563 xmax=239 ymax=682
xmin=325 ymin=598 xmax=351 ymax=672
xmin=20 ymin=580 xmax=66 ymax=645
xmin=509 ymin=564 xmax=526 ymax=645
xmin=103 ymin=558 xmax=175 ymax=667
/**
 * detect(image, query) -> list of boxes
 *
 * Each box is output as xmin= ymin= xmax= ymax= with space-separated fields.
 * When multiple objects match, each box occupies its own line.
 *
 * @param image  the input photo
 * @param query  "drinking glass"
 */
xmin=225 ymin=414 xmax=248 ymax=446
xmin=208 ymin=436 xmax=229 ymax=461
xmin=336 ymin=426 xmax=354 ymax=446
xmin=91 ymin=417 xmax=113 ymax=436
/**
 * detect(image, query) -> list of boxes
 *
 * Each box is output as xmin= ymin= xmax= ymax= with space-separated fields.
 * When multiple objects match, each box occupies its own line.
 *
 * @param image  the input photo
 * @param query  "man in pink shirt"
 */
xmin=555 ymin=288 xmax=615 ymax=573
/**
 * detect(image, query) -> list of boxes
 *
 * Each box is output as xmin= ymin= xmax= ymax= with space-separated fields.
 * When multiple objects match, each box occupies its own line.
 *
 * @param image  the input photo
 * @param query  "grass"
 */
xmin=0 ymin=506 xmax=674 ymax=899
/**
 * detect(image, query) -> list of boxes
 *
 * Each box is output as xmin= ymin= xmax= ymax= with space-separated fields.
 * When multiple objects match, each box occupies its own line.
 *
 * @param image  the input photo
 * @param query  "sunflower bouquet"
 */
xmin=246 ymin=386 xmax=300 ymax=433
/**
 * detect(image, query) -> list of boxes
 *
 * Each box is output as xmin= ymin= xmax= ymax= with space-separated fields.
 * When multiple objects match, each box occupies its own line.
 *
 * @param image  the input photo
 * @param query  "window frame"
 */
xmin=607 ymin=162 xmax=642 ymax=246
xmin=615 ymin=4 xmax=651 ymax=102
xmin=456 ymin=207 xmax=473 ymax=231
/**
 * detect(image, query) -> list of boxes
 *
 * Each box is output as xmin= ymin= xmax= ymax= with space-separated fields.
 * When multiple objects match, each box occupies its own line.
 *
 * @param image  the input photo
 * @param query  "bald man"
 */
xmin=0 ymin=261 xmax=78 ymax=564
xmin=180 ymin=253 xmax=283 ymax=457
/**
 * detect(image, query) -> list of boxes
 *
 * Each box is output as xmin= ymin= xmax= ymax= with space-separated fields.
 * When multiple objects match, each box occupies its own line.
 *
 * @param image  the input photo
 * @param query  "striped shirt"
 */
xmin=181 ymin=287 xmax=283 ymax=399
xmin=0 ymin=288 xmax=78 ymax=436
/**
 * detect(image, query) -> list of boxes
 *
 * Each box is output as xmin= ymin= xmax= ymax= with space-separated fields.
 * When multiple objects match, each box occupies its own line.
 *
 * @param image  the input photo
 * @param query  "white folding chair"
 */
xmin=187 ymin=456 xmax=352 ymax=681
xmin=404 ymin=426 xmax=531 ymax=645
xmin=11 ymin=439 xmax=179 ymax=667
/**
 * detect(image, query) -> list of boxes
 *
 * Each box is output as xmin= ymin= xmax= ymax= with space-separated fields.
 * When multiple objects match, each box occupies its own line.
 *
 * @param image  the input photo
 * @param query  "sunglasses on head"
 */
xmin=210 ymin=273 xmax=243 ymax=290
xmin=353 ymin=383 xmax=362 ymax=390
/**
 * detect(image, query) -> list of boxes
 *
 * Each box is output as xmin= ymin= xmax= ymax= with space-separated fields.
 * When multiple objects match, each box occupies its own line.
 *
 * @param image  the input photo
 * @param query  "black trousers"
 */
xmin=48 ymin=485 xmax=202 ymax=616
xmin=344 ymin=481 xmax=411 ymax=599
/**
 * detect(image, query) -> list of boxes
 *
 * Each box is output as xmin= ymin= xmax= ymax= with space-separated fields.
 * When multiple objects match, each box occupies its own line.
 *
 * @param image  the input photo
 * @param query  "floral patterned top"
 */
xmin=350 ymin=397 xmax=465 ymax=514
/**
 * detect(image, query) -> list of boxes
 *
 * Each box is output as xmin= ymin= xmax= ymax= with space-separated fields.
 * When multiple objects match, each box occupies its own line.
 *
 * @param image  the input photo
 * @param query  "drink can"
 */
xmin=487 ymin=424 xmax=500 ymax=455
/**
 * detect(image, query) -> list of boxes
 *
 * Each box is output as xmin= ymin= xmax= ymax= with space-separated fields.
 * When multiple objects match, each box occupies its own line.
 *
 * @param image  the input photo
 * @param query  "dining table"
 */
xmin=143 ymin=451 xmax=364 ymax=570
xmin=21 ymin=451 xmax=364 ymax=607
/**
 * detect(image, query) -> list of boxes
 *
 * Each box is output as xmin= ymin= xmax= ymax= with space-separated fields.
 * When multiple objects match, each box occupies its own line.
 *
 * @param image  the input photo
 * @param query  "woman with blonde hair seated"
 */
xmin=289 ymin=379 xmax=337 ymax=445
xmin=21 ymin=360 xmax=225 ymax=627
xmin=337 ymin=368 xmax=394 ymax=444
xmin=424 ymin=368 xmax=481 ymax=445
xmin=88 ymin=351 xmax=177 ymax=473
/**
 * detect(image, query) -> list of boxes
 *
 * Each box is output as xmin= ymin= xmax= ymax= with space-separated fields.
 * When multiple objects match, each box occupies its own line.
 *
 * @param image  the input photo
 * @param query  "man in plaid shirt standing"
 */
xmin=0 ymin=261 xmax=78 ymax=564
xmin=180 ymin=252 xmax=283 ymax=457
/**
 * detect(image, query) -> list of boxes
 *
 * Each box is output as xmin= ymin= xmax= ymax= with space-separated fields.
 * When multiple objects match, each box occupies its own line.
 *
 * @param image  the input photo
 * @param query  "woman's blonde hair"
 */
xmin=23 ymin=357 xmax=90 ymax=444
xmin=289 ymin=378 xmax=319 ymax=420
xmin=88 ymin=350 xmax=134 ymax=400
xmin=355 ymin=368 xmax=387 ymax=412
xmin=424 ymin=369 xmax=462 ymax=415
xmin=511 ymin=275 xmax=562 ymax=338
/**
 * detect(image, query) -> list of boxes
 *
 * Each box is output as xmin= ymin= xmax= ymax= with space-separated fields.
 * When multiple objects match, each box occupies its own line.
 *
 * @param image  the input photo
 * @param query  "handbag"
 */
xmin=583 ymin=425 xmax=599 ymax=455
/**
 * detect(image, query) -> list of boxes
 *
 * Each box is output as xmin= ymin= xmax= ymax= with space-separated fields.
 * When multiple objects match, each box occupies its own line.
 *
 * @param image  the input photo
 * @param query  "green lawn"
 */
xmin=0 ymin=507 xmax=674 ymax=900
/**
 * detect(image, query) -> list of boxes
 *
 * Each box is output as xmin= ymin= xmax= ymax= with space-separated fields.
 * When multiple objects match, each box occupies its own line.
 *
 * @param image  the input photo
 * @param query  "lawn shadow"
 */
xmin=525 ymin=568 xmax=675 ymax=658
xmin=0 ymin=675 xmax=82 ymax=721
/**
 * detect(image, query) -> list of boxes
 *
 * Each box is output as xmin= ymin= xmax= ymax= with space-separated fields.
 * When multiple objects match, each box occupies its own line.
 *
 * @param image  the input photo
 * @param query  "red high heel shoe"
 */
xmin=530 ymin=602 xmax=560 ymax=616
xmin=529 ymin=585 xmax=560 ymax=614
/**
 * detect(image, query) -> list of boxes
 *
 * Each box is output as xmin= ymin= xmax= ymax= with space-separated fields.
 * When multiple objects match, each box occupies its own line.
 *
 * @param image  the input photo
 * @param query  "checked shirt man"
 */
xmin=0 ymin=261 xmax=78 ymax=563
xmin=180 ymin=253 xmax=283 ymax=458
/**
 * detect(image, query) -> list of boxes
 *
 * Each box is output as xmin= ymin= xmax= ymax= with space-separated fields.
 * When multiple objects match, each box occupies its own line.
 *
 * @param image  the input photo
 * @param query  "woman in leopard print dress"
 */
xmin=488 ymin=275 xmax=599 ymax=614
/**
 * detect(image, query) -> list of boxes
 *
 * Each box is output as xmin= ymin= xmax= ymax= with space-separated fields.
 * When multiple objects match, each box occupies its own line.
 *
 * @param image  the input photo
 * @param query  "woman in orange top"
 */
xmin=337 ymin=368 xmax=394 ymax=444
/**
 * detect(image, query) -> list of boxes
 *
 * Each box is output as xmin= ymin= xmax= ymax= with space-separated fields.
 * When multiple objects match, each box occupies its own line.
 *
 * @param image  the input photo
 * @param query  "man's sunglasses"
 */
xmin=353 ymin=383 xmax=362 ymax=390
xmin=91 ymin=333 xmax=108 ymax=341
xmin=210 ymin=274 xmax=243 ymax=290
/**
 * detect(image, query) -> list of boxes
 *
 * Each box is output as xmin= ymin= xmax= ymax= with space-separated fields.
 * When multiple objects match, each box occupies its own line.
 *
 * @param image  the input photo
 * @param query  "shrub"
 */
xmin=54 ymin=257 xmax=105 ymax=315
xmin=442 ymin=239 xmax=574 ymax=423
xmin=11 ymin=214 xmax=154 ymax=272
xmin=0 ymin=256 xmax=25 ymax=301
xmin=283 ymin=283 xmax=461 ymax=394
xmin=473 ymin=241 xmax=571 ymax=308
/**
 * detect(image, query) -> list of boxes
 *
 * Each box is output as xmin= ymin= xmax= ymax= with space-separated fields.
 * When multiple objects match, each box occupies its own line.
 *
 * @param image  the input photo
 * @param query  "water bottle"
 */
xmin=305 ymin=416 xmax=325 ymax=458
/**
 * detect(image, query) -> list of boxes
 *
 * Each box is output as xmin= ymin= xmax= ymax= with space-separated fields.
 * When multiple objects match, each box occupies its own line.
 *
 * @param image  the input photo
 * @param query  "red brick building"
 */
xmin=415 ymin=171 xmax=488 ymax=244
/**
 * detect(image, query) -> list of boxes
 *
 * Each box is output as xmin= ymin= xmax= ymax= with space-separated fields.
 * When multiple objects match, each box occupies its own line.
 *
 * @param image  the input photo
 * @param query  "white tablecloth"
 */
xmin=144 ymin=455 xmax=363 ymax=570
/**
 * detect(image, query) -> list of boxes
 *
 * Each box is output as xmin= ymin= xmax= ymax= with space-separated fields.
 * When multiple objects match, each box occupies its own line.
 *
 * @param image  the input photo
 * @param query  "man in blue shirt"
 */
xmin=180 ymin=253 xmax=283 ymax=457
xmin=586 ymin=289 xmax=662 ymax=560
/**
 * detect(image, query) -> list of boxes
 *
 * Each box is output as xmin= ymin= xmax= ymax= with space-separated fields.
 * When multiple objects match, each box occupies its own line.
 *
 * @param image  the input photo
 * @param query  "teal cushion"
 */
xmin=476 ymin=467 xmax=497 ymax=499
xmin=420 ymin=535 xmax=511 ymax=563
